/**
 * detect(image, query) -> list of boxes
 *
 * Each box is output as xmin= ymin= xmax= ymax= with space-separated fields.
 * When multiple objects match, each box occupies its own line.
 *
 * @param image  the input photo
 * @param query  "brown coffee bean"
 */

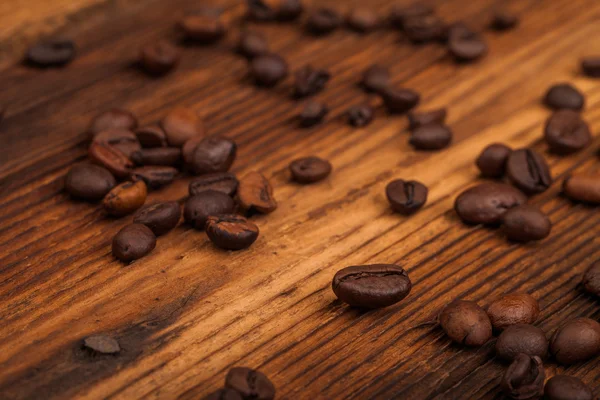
xmin=403 ymin=14 xmax=447 ymax=43
xmin=501 ymin=354 xmax=545 ymax=400
xmin=250 ymin=54 xmax=289 ymax=87
xmin=346 ymin=8 xmax=379 ymax=33
xmin=389 ymin=4 xmax=433 ymax=29
xmin=189 ymin=136 xmax=237 ymax=175
xmin=544 ymin=110 xmax=591 ymax=154
xmin=293 ymin=65 xmax=330 ymax=97
xmin=246 ymin=0 xmax=303 ymax=22
xmin=103 ymin=181 xmax=147 ymax=216
xmin=582 ymin=262 xmax=600 ymax=297
xmin=380 ymin=87 xmax=420 ymax=114
xmin=26 ymin=39 xmax=76 ymax=67
xmin=476 ymin=143 xmax=512 ymax=178
xmin=544 ymin=375 xmax=594 ymax=400
xmin=65 ymin=163 xmax=116 ymax=201
xmin=544 ymin=83 xmax=585 ymax=111
xmin=506 ymin=149 xmax=553 ymax=195
xmin=131 ymin=147 xmax=182 ymax=166
xmin=455 ymin=183 xmax=527 ymax=225
xmin=225 ymin=367 xmax=275 ymax=400
xmin=161 ymin=107 xmax=204 ymax=147
xmin=496 ymin=324 xmax=548 ymax=362
xmin=190 ymin=173 xmax=239 ymax=197
xmin=360 ymin=64 xmax=390 ymax=93
xmin=385 ymin=179 xmax=428 ymax=214
xmin=407 ymin=108 xmax=447 ymax=130
xmin=490 ymin=11 xmax=519 ymax=31
xmin=347 ymin=104 xmax=374 ymax=127
xmin=410 ymin=124 xmax=452 ymax=150
xmin=93 ymin=129 xmax=141 ymax=158
xmin=89 ymin=109 xmax=138 ymax=136
xmin=550 ymin=318 xmax=600 ymax=365
xmin=83 ymin=335 xmax=120 ymax=355
xmin=133 ymin=201 xmax=180 ymax=236
xmin=439 ymin=300 xmax=492 ymax=346
xmin=502 ymin=205 xmax=552 ymax=242
xmin=448 ymin=29 xmax=487 ymax=61
xmin=237 ymin=172 xmax=277 ymax=214
xmin=112 ymin=223 xmax=156 ymax=261
xmin=88 ymin=142 xmax=134 ymax=179
xmin=135 ymin=125 xmax=168 ymax=148
xmin=140 ymin=40 xmax=180 ymax=75
xmin=289 ymin=156 xmax=332 ymax=184
xmin=299 ymin=101 xmax=328 ymax=127
xmin=131 ymin=166 xmax=177 ymax=190
xmin=237 ymin=31 xmax=269 ymax=59
xmin=563 ymin=173 xmax=600 ymax=204
xmin=184 ymin=190 xmax=235 ymax=230
xmin=182 ymin=135 xmax=206 ymax=166
xmin=306 ymin=8 xmax=342 ymax=35
xmin=204 ymin=388 xmax=243 ymax=400
xmin=487 ymin=293 xmax=540 ymax=331
xmin=180 ymin=14 xmax=226 ymax=43
xmin=582 ymin=57 xmax=600 ymax=78
xmin=206 ymin=214 xmax=259 ymax=250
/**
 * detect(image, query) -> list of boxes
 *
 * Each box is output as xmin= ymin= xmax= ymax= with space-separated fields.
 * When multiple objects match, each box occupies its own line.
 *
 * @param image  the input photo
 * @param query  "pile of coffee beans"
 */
xmin=206 ymin=367 xmax=275 ymax=400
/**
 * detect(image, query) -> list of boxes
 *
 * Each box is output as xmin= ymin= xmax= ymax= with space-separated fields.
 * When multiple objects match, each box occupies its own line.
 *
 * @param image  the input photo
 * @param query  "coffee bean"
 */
xmin=360 ymin=64 xmax=390 ymax=93
xmin=306 ymin=8 xmax=342 ymax=35
xmin=544 ymin=110 xmax=591 ymax=154
xmin=65 ymin=163 xmax=116 ymax=201
xmin=189 ymin=136 xmax=237 ymax=175
xmin=293 ymin=65 xmax=330 ymax=97
xmin=246 ymin=0 xmax=303 ymax=22
xmin=225 ymin=367 xmax=275 ymax=400
xmin=289 ymin=156 xmax=331 ymax=184
xmin=410 ymin=123 xmax=452 ymax=150
xmin=490 ymin=11 xmax=519 ymax=31
xmin=112 ymin=223 xmax=156 ymax=261
xmin=237 ymin=31 xmax=269 ymax=59
xmin=133 ymin=201 xmax=181 ymax=236
xmin=439 ymin=300 xmax=492 ymax=346
xmin=206 ymin=215 xmax=259 ymax=250
xmin=180 ymin=14 xmax=226 ymax=43
xmin=26 ymin=39 xmax=76 ymax=67
xmin=332 ymin=264 xmax=412 ymax=309
xmin=487 ymin=293 xmax=540 ymax=331
xmin=103 ymin=181 xmax=147 ymax=216
xmin=237 ymin=172 xmax=277 ymax=214
xmin=501 ymin=354 xmax=545 ymax=400
xmin=455 ymin=183 xmax=527 ymax=225
xmin=93 ymin=129 xmax=141 ymax=158
xmin=161 ymin=107 xmax=204 ymax=147
xmin=582 ymin=262 xmax=600 ymax=297
xmin=88 ymin=142 xmax=134 ymax=179
xmin=476 ymin=143 xmax=512 ymax=178
xmin=544 ymin=375 xmax=594 ymax=400
xmin=89 ymin=109 xmax=138 ymax=136
xmin=182 ymin=136 xmax=206 ymax=166
xmin=582 ymin=57 xmax=600 ymax=78
xmin=506 ymin=149 xmax=553 ymax=195
xmin=347 ymin=104 xmax=374 ymax=127
xmin=407 ymin=108 xmax=447 ymax=130
xmin=346 ymin=8 xmax=379 ymax=33
xmin=563 ymin=173 xmax=600 ymax=204
xmin=380 ymin=87 xmax=420 ymax=114
xmin=448 ymin=29 xmax=487 ymax=61
xmin=502 ymin=205 xmax=552 ymax=242
xmin=385 ymin=179 xmax=428 ymax=214
xmin=299 ymin=101 xmax=328 ymax=127
xmin=131 ymin=166 xmax=178 ymax=189
xmin=441 ymin=22 xmax=472 ymax=43
xmin=131 ymin=147 xmax=182 ymax=166
xmin=140 ymin=40 xmax=180 ymax=75
xmin=389 ymin=4 xmax=433 ymax=29
xmin=204 ymin=388 xmax=243 ymax=400
xmin=83 ymin=335 xmax=120 ymax=355
xmin=403 ymin=14 xmax=446 ymax=43
xmin=135 ymin=125 xmax=168 ymax=148
xmin=184 ymin=190 xmax=235 ymax=229
xmin=250 ymin=54 xmax=289 ymax=87
xmin=190 ymin=173 xmax=239 ymax=197
xmin=544 ymin=83 xmax=585 ymax=111
xmin=550 ymin=318 xmax=600 ymax=364
xmin=496 ymin=324 xmax=548 ymax=362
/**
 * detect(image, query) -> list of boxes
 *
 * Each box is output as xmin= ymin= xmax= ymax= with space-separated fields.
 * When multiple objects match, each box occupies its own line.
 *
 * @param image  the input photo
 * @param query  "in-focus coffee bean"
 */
xmin=299 ymin=101 xmax=328 ymax=127
xmin=237 ymin=171 xmax=277 ymax=214
xmin=65 ymin=163 xmax=116 ymax=201
xmin=502 ymin=205 xmax=551 ymax=242
xmin=544 ymin=83 xmax=585 ymax=111
xmin=112 ymin=223 xmax=156 ymax=261
xmin=496 ymin=324 xmax=548 ymax=361
xmin=133 ymin=201 xmax=181 ymax=236
xmin=407 ymin=108 xmax=447 ymax=130
xmin=476 ymin=143 xmax=512 ymax=178
xmin=306 ymin=8 xmax=342 ymax=35
xmin=347 ymin=104 xmax=374 ymax=127
xmin=582 ymin=262 xmax=600 ymax=297
xmin=582 ymin=57 xmax=600 ymax=78
xmin=103 ymin=180 xmax=147 ymax=216
xmin=289 ymin=156 xmax=332 ymax=184
xmin=131 ymin=147 xmax=182 ymax=166
xmin=180 ymin=14 xmax=226 ymax=43
xmin=544 ymin=110 xmax=591 ymax=154
xmin=544 ymin=375 xmax=594 ymax=400
xmin=89 ymin=109 xmax=138 ymax=136
xmin=206 ymin=214 xmax=259 ymax=250
xmin=189 ymin=136 xmax=237 ymax=175
xmin=131 ymin=166 xmax=178 ymax=189
xmin=237 ymin=31 xmax=269 ymax=59
xmin=487 ymin=293 xmax=540 ymax=331
xmin=360 ymin=64 xmax=390 ymax=93
xmin=501 ymin=354 xmax=545 ymax=400
xmin=293 ymin=65 xmax=330 ymax=97
xmin=380 ymin=87 xmax=420 ymax=114
xmin=439 ymin=300 xmax=492 ymax=346
xmin=246 ymin=0 xmax=303 ymax=22
xmin=93 ymin=129 xmax=141 ymax=158
xmin=26 ymin=39 xmax=76 ymax=67
xmin=135 ymin=125 xmax=168 ymax=148
xmin=161 ymin=107 xmax=204 ymax=147
xmin=250 ymin=54 xmax=289 ymax=87
xmin=448 ymin=29 xmax=487 ymax=61
xmin=184 ymin=190 xmax=235 ymax=229
xmin=204 ymin=388 xmax=243 ymax=400
xmin=389 ymin=4 xmax=433 ymax=30
xmin=189 ymin=172 xmax=239 ymax=197
xmin=506 ymin=149 xmax=552 ymax=195
xmin=455 ymin=183 xmax=527 ymax=225
xmin=403 ymin=14 xmax=446 ymax=43
xmin=563 ymin=173 xmax=600 ymax=204
xmin=140 ymin=40 xmax=180 ymax=75
xmin=385 ymin=179 xmax=428 ymax=214
xmin=88 ymin=142 xmax=134 ymax=179
xmin=410 ymin=123 xmax=452 ymax=150
xmin=225 ymin=367 xmax=275 ymax=400
xmin=346 ymin=8 xmax=379 ymax=33
xmin=83 ymin=335 xmax=120 ymax=355
xmin=550 ymin=318 xmax=600 ymax=365
xmin=490 ymin=11 xmax=518 ymax=31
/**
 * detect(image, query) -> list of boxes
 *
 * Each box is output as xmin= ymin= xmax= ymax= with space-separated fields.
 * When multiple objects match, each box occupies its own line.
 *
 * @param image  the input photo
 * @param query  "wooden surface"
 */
xmin=1 ymin=0 xmax=599 ymax=398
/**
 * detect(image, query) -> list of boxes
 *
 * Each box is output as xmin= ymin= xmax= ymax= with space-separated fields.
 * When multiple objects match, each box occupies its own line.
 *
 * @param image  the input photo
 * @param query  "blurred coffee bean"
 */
xmin=131 ymin=147 xmax=182 ymax=166
xmin=346 ymin=8 xmax=379 ymax=33
xmin=88 ymin=142 xmax=134 ymax=179
xmin=407 ymin=108 xmax=447 ymax=130
xmin=180 ymin=14 xmax=226 ymax=43
xmin=238 ymin=31 xmax=269 ymax=59
xmin=563 ymin=173 xmax=600 ymax=204
xmin=131 ymin=166 xmax=178 ymax=189
xmin=347 ymin=104 xmax=374 ymax=127
xmin=140 ymin=40 xmax=180 ymax=75
xmin=306 ymin=8 xmax=342 ymax=35
xmin=26 ymin=39 xmax=75 ymax=67
xmin=502 ymin=205 xmax=552 ymax=242
xmin=189 ymin=136 xmax=237 ymax=175
xmin=250 ymin=54 xmax=289 ymax=87
xmin=299 ymin=101 xmax=328 ymax=127
xmin=293 ymin=65 xmax=330 ymax=97
xmin=360 ymin=64 xmax=390 ymax=93
xmin=161 ymin=107 xmax=204 ymax=147
xmin=476 ymin=143 xmax=512 ymax=178
xmin=89 ymin=109 xmax=138 ymax=136
xmin=410 ymin=124 xmax=452 ymax=150
xmin=135 ymin=125 xmax=168 ymax=148
xmin=544 ymin=110 xmax=591 ymax=154
xmin=544 ymin=83 xmax=585 ymax=111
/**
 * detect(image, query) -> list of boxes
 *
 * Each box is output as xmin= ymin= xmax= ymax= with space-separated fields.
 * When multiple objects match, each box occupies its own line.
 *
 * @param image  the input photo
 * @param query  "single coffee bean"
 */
xmin=332 ymin=264 xmax=412 ymax=309
xmin=93 ymin=129 xmax=141 ymax=158
xmin=496 ymin=324 xmax=549 ymax=361
xmin=206 ymin=215 xmax=259 ymax=250
xmin=347 ymin=104 xmax=374 ymax=127
xmin=385 ymin=179 xmax=428 ymax=214
xmin=299 ymin=101 xmax=328 ymax=127
xmin=440 ymin=22 xmax=472 ymax=43
xmin=237 ymin=172 xmax=277 ymax=214
xmin=250 ymin=54 xmax=289 ymax=87
xmin=563 ymin=173 xmax=600 ymax=204
xmin=403 ymin=14 xmax=447 ymax=43
xmin=550 ymin=318 xmax=600 ymax=364
xmin=448 ymin=29 xmax=488 ymax=61
xmin=490 ymin=11 xmax=519 ymax=31
xmin=103 ymin=181 xmax=147 ymax=216
xmin=455 ymin=183 xmax=527 ymax=225
xmin=306 ymin=8 xmax=342 ymax=35
xmin=88 ymin=142 xmax=134 ymax=179
xmin=246 ymin=0 xmax=303 ymax=22
xmin=544 ymin=110 xmax=591 ymax=154
xmin=502 ymin=205 xmax=552 ymax=242
xmin=293 ymin=65 xmax=330 ymax=97
xmin=131 ymin=147 xmax=182 ymax=166
xmin=582 ymin=57 xmax=600 ymax=78
xmin=407 ymin=108 xmax=447 ymax=130
xmin=184 ymin=190 xmax=235 ymax=229
xmin=289 ymin=156 xmax=332 ymax=184
xmin=26 ymin=39 xmax=76 ymax=67
xmin=237 ymin=31 xmax=269 ymax=59
xmin=83 ymin=335 xmax=120 ymax=355
xmin=476 ymin=143 xmax=512 ymax=178
xmin=544 ymin=375 xmax=594 ymax=400
xmin=190 ymin=173 xmax=239 ymax=197
xmin=112 ymin=223 xmax=156 ymax=261
xmin=582 ymin=262 xmax=600 ymax=297
xmin=189 ymin=136 xmax=237 ymax=175
xmin=161 ymin=107 xmax=204 ymax=147
xmin=182 ymin=135 xmax=206 ymax=166
xmin=439 ymin=300 xmax=492 ymax=346
xmin=487 ymin=293 xmax=540 ymax=331
xmin=135 ymin=125 xmax=168 ymax=148
xmin=131 ymin=166 xmax=178 ymax=190
xmin=180 ymin=14 xmax=226 ymax=43
xmin=410 ymin=123 xmax=452 ymax=150
xmin=346 ymin=8 xmax=379 ymax=33
xmin=506 ymin=149 xmax=553 ymax=195
xmin=140 ymin=40 xmax=180 ymax=75
xmin=89 ymin=109 xmax=138 ymax=136
xmin=204 ymin=388 xmax=243 ymax=400
xmin=389 ymin=4 xmax=433 ymax=29
xmin=380 ymin=87 xmax=420 ymax=114
xmin=133 ymin=201 xmax=180 ymax=236
xmin=544 ymin=83 xmax=585 ymax=111
xmin=360 ymin=64 xmax=390 ymax=93
xmin=501 ymin=354 xmax=545 ymax=400
xmin=65 ymin=163 xmax=116 ymax=201
xmin=225 ymin=367 xmax=275 ymax=400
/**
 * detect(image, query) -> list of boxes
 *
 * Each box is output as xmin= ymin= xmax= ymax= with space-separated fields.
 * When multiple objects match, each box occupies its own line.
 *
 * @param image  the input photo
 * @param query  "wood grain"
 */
xmin=1 ymin=0 xmax=599 ymax=399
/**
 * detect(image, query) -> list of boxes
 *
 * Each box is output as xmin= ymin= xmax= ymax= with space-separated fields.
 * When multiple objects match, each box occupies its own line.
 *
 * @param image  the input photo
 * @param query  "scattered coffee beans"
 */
xmin=133 ymin=201 xmax=181 ymax=236
xmin=293 ymin=65 xmax=330 ymax=97
xmin=204 ymin=388 xmax=243 ymax=400
xmin=140 ymin=40 xmax=180 ymax=75
xmin=380 ymin=87 xmax=420 ymax=114
xmin=403 ymin=14 xmax=447 ymax=43
xmin=496 ymin=324 xmax=548 ymax=361
xmin=306 ymin=8 xmax=342 ymax=35
xmin=161 ymin=107 xmax=204 ymax=147
xmin=93 ymin=129 xmax=141 ymax=158
xmin=238 ymin=172 xmax=277 ymax=214
xmin=184 ymin=190 xmax=236 ymax=230
xmin=544 ymin=83 xmax=585 ymax=111
xmin=490 ymin=11 xmax=519 ymax=31
xmin=476 ymin=143 xmax=512 ymax=178
xmin=346 ymin=8 xmax=379 ymax=33
xmin=103 ymin=180 xmax=148 ymax=216
xmin=131 ymin=147 xmax=182 ymax=166
xmin=250 ymin=54 xmax=289 ymax=87
xmin=225 ymin=367 xmax=275 ymax=400
xmin=83 ymin=335 xmax=120 ymax=355
xmin=439 ymin=300 xmax=492 ymax=346
xmin=112 ymin=223 xmax=156 ymax=261
xmin=501 ymin=354 xmax=545 ymax=400
xmin=131 ymin=166 xmax=178 ymax=189
xmin=246 ymin=0 xmax=303 ymax=22
xmin=563 ymin=173 xmax=600 ymax=204
xmin=361 ymin=64 xmax=390 ymax=93
xmin=410 ymin=124 xmax=452 ymax=150
xmin=544 ymin=110 xmax=591 ymax=154
xmin=385 ymin=179 xmax=428 ymax=214
xmin=88 ymin=142 xmax=134 ymax=179
xmin=289 ymin=156 xmax=332 ymax=184
xmin=180 ymin=14 xmax=226 ymax=43
xmin=189 ymin=136 xmax=237 ymax=175
xmin=502 ymin=205 xmax=551 ymax=242
xmin=455 ymin=182 xmax=527 ymax=224
xmin=448 ymin=29 xmax=488 ymax=62
xmin=581 ymin=57 xmax=600 ymax=78
xmin=487 ymin=293 xmax=540 ymax=331
xmin=582 ymin=262 xmax=600 ymax=297
xmin=238 ymin=31 xmax=269 ymax=59
xmin=389 ymin=4 xmax=433 ymax=30
xmin=544 ymin=375 xmax=594 ymax=400
xmin=299 ymin=101 xmax=328 ymax=127
xmin=347 ymin=104 xmax=374 ymax=127
xmin=189 ymin=172 xmax=239 ymax=197
xmin=89 ymin=109 xmax=138 ymax=136
xmin=550 ymin=318 xmax=600 ymax=365
xmin=65 ymin=164 xmax=116 ymax=201
xmin=206 ymin=215 xmax=259 ymax=250
xmin=506 ymin=149 xmax=552 ymax=195
xmin=407 ymin=108 xmax=447 ymax=130
xmin=26 ymin=39 xmax=76 ymax=67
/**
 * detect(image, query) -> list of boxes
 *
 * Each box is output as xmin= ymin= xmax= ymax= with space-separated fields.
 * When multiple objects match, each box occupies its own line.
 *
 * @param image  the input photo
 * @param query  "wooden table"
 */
xmin=1 ymin=0 xmax=599 ymax=398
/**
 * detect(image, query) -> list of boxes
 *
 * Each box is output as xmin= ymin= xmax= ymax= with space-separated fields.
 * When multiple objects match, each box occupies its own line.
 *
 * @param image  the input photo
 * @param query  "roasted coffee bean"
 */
xmin=246 ymin=0 xmax=303 ymax=22
xmin=410 ymin=123 xmax=452 ymax=150
xmin=112 ymin=223 xmax=156 ymax=261
xmin=206 ymin=215 xmax=259 ymax=250
xmin=496 ymin=324 xmax=548 ymax=361
xmin=190 ymin=173 xmax=239 ymax=197
xmin=550 ymin=318 xmax=600 ymax=365
xmin=448 ymin=29 xmax=487 ymax=61
xmin=389 ymin=4 xmax=433 ymax=29
xmin=184 ymin=190 xmax=235 ymax=229
xmin=26 ymin=39 xmax=75 ymax=67
xmin=506 ymin=149 xmax=552 ymax=195
xmin=135 ymin=125 xmax=168 ymax=148
xmin=103 ymin=181 xmax=147 ymax=216
xmin=161 ymin=107 xmax=204 ymax=147
xmin=140 ymin=40 xmax=180 ymax=75
xmin=385 ymin=179 xmax=428 ymax=214
xmin=544 ymin=110 xmax=591 ymax=154
xmin=225 ymin=367 xmax=275 ymax=400
xmin=237 ymin=172 xmax=277 ymax=214
xmin=65 ymin=164 xmax=116 ymax=201
xmin=563 ymin=173 xmax=600 ymax=204
xmin=439 ymin=300 xmax=492 ymax=346
xmin=293 ymin=65 xmax=330 ymax=97
xmin=487 ymin=293 xmax=540 ymax=331
xmin=182 ymin=135 xmax=206 ymax=166
xmin=582 ymin=57 xmax=600 ymax=78
xmin=133 ymin=201 xmax=180 ymax=236
xmin=204 ymin=388 xmax=243 ymax=400
xmin=93 ymin=129 xmax=141 ymax=158
xmin=250 ymin=54 xmax=289 ymax=87
xmin=502 ymin=205 xmax=552 ymax=242
xmin=180 ymin=14 xmax=226 ymax=43
xmin=89 ymin=109 xmax=138 ymax=136
xmin=361 ymin=64 xmax=390 ymax=93
xmin=83 ymin=335 xmax=120 ymax=355
xmin=131 ymin=166 xmax=178 ymax=190
xmin=346 ymin=8 xmax=379 ymax=33
xmin=189 ymin=136 xmax=237 ymax=175
xmin=501 ymin=354 xmax=545 ymax=400
xmin=544 ymin=83 xmax=585 ymax=111
xmin=238 ymin=31 xmax=269 ymax=59
xmin=582 ymin=262 xmax=600 ymax=297
xmin=403 ymin=14 xmax=446 ymax=43
xmin=347 ymin=104 xmax=374 ymax=127
xmin=88 ymin=142 xmax=134 ymax=179
xmin=289 ymin=156 xmax=332 ymax=184
xmin=407 ymin=108 xmax=447 ymax=130
xmin=332 ymin=264 xmax=412 ymax=309
xmin=299 ymin=101 xmax=328 ymax=127
xmin=380 ymin=87 xmax=420 ymax=114
xmin=490 ymin=11 xmax=519 ymax=31
xmin=131 ymin=147 xmax=182 ymax=166
xmin=455 ymin=183 xmax=527 ymax=225
xmin=306 ymin=8 xmax=342 ymax=35
xmin=544 ymin=375 xmax=594 ymax=400
xmin=476 ymin=143 xmax=512 ymax=178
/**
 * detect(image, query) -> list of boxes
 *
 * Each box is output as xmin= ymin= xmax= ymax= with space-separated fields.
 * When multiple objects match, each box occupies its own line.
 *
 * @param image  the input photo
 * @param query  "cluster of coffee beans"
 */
xmin=205 ymin=367 xmax=275 ymax=400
